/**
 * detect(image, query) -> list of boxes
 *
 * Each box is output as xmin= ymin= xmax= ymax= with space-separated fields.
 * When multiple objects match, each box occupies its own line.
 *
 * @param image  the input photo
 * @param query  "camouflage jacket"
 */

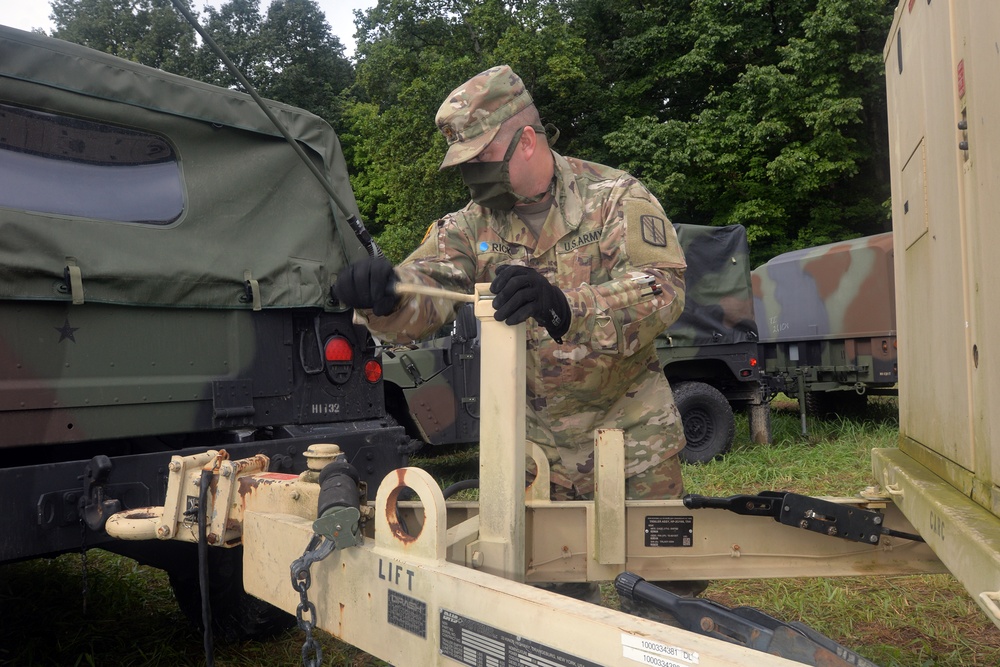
xmin=363 ymin=152 xmax=687 ymax=493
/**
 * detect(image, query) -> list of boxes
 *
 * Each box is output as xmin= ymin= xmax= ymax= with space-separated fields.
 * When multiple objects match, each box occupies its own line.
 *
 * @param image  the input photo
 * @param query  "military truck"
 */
xmin=384 ymin=223 xmax=765 ymax=464
xmin=751 ymin=233 xmax=898 ymax=421
xmin=654 ymin=223 xmax=764 ymax=462
xmin=0 ymin=25 xmax=413 ymax=638
xmin=383 ymin=304 xmax=483 ymax=449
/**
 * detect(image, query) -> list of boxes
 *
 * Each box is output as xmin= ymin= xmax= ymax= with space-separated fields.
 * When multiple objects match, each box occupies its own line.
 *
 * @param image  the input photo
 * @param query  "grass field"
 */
xmin=691 ymin=398 xmax=1000 ymax=667
xmin=3 ymin=397 xmax=999 ymax=666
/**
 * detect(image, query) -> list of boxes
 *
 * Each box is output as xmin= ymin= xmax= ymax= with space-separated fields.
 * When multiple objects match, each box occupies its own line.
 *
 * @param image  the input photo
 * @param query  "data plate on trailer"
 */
xmin=388 ymin=590 xmax=427 ymax=637
xmin=644 ymin=516 xmax=694 ymax=547
xmin=440 ymin=609 xmax=604 ymax=667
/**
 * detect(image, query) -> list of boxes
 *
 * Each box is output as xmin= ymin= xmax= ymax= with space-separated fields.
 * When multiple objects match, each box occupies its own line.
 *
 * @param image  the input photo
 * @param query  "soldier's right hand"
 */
xmin=334 ymin=256 xmax=400 ymax=316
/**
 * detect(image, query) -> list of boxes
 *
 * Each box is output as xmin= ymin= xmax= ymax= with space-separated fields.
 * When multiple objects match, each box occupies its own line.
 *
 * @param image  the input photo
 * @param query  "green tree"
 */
xmin=340 ymin=63 xmax=468 ymax=263
xmin=52 ymin=0 xmax=353 ymax=123
xmin=190 ymin=0 xmax=266 ymax=88
xmin=50 ymin=0 xmax=199 ymax=75
xmin=190 ymin=0 xmax=352 ymax=121
xmin=257 ymin=0 xmax=353 ymax=120
xmin=602 ymin=0 xmax=894 ymax=262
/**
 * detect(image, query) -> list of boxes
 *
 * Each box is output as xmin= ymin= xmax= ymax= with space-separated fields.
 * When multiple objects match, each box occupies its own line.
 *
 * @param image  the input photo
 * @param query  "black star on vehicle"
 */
xmin=55 ymin=318 xmax=79 ymax=343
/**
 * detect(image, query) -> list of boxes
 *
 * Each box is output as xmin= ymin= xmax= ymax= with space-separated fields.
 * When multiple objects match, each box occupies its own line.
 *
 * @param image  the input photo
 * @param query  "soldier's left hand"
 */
xmin=490 ymin=265 xmax=571 ymax=342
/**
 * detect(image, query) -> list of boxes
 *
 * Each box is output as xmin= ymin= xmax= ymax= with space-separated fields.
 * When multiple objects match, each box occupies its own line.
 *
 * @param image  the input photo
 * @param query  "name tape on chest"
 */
xmin=478 ymin=240 xmax=519 ymax=256
xmin=557 ymin=230 xmax=602 ymax=253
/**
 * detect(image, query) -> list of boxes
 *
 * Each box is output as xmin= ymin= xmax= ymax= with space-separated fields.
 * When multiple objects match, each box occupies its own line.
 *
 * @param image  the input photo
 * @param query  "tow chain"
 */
xmin=290 ymin=534 xmax=337 ymax=667
xmin=288 ymin=457 xmax=365 ymax=667
xmin=79 ymin=519 xmax=90 ymax=615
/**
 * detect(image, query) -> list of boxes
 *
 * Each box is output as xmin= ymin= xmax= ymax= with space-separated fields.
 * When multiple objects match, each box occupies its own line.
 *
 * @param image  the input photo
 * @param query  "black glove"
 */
xmin=490 ymin=265 xmax=571 ymax=342
xmin=334 ymin=256 xmax=400 ymax=316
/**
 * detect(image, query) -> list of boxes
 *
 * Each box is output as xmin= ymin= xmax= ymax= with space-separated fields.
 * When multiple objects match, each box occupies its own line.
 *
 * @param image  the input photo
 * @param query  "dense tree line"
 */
xmin=45 ymin=0 xmax=896 ymax=265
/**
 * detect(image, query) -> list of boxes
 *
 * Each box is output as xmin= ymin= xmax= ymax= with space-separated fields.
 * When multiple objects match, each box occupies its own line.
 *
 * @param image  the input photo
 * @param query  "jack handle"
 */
xmin=683 ymin=491 xmax=785 ymax=517
xmin=684 ymin=491 xmax=924 ymax=545
xmin=393 ymin=282 xmax=496 ymax=303
xmin=614 ymin=572 xmax=883 ymax=667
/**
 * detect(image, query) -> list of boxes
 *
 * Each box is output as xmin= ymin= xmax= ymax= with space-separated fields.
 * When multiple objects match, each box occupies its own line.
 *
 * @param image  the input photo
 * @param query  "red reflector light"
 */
xmin=749 ymin=357 xmax=758 ymax=367
xmin=364 ymin=359 xmax=382 ymax=383
xmin=740 ymin=369 xmax=752 ymax=377
xmin=324 ymin=336 xmax=353 ymax=362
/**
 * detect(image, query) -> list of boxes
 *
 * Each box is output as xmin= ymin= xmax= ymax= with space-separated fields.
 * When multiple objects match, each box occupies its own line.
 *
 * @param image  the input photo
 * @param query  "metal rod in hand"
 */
xmin=393 ymin=283 xmax=480 ymax=303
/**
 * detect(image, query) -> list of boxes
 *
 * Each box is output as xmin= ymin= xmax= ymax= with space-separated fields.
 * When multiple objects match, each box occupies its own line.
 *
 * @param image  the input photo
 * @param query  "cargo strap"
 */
xmin=243 ymin=270 xmax=261 ymax=311
xmin=64 ymin=261 xmax=84 ymax=305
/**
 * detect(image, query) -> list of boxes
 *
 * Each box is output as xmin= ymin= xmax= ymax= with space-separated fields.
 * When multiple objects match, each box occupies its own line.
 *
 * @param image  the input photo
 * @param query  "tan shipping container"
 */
xmin=878 ymin=0 xmax=1000 ymax=626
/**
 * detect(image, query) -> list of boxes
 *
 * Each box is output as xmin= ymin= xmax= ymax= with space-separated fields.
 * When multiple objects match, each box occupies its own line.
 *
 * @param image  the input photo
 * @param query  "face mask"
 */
xmin=460 ymin=126 xmax=545 ymax=211
xmin=459 ymin=157 xmax=518 ymax=211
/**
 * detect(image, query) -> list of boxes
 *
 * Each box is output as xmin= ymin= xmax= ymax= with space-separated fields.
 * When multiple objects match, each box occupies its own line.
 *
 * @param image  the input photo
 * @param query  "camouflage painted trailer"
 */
xmin=0 ymin=26 xmax=412 ymax=638
xmin=384 ymin=223 xmax=766 ymax=464
xmin=751 ymin=233 xmax=898 ymax=419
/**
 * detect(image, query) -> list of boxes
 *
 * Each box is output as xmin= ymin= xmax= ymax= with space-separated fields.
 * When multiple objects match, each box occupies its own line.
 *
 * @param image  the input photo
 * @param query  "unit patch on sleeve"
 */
xmin=640 ymin=214 xmax=668 ymax=247
xmin=625 ymin=200 xmax=684 ymax=267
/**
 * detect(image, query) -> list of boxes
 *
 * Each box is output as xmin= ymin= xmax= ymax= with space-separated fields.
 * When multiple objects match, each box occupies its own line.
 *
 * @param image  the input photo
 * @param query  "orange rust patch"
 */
xmin=257 ymin=472 xmax=297 ymax=480
xmin=237 ymin=473 xmax=292 ymax=501
xmin=385 ymin=473 xmax=421 ymax=544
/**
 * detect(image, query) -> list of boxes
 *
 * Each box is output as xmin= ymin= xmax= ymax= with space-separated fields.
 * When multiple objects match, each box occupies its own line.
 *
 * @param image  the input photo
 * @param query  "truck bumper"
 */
xmin=0 ymin=420 xmax=409 ymax=563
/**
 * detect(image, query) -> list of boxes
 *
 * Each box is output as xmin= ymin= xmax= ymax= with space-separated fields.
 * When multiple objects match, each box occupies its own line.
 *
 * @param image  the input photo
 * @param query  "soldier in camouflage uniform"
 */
xmin=335 ymin=65 xmax=688 ymax=503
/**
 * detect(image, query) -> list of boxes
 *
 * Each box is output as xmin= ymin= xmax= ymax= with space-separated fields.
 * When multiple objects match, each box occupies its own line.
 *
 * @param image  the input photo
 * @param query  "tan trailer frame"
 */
xmin=108 ymin=285 xmax=942 ymax=665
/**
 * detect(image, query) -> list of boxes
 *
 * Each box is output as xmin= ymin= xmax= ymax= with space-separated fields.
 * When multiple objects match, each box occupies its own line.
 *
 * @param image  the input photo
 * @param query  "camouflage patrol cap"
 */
xmin=435 ymin=65 xmax=534 ymax=169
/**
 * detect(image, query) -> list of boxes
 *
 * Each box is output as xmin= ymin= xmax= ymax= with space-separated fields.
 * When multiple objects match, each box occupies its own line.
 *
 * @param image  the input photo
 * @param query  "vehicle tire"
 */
xmin=167 ymin=545 xmax=294 ymax=643
xmin=671 ymin=381 xmax=735 ymax=464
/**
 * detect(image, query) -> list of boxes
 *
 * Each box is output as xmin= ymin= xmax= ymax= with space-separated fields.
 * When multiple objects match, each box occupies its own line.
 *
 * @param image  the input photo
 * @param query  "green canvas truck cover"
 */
xmin=0 ymin=25 xmax=365 ymax=310
xmin=663 ymin=223 xmax=758 ymax=348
